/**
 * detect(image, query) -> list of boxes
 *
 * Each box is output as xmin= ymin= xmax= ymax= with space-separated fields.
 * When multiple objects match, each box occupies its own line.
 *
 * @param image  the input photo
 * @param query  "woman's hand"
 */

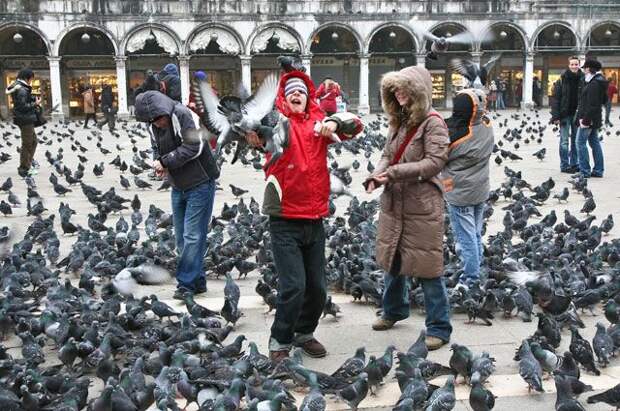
xmin=318 ymin=120 xmax=338 ymax=137
xmin=365 ymin=171 xmax=389 ymax=194
xmin=153 ymin=160 xmax=166 ymax=178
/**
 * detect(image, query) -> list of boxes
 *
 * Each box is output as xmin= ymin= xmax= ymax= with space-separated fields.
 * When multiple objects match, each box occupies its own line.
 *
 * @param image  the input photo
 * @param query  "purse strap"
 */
xmin=389 ymin=113 xmax=443 ymax=166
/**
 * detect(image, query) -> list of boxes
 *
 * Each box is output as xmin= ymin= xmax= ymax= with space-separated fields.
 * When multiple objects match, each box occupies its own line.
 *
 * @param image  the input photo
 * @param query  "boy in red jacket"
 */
xmin=246 ymin=69 xmax=363 ymax=362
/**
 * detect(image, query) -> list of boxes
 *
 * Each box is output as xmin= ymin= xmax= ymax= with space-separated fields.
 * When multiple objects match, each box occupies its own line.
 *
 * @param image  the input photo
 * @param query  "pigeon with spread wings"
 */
xmin=450 ymin=54 xmax=501 ymax=89
xmin=195 ymin=74 xmax=281 ymax=164
xmin=412 ymin=26 xmax=495 ymax=61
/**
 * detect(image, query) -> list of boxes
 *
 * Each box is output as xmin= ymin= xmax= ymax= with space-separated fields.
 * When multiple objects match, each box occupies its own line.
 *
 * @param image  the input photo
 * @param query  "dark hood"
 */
xmin=134 ymin=90 xmax=176 ymax=122
xmin=446 ymin=89 xmax=486 ymax=143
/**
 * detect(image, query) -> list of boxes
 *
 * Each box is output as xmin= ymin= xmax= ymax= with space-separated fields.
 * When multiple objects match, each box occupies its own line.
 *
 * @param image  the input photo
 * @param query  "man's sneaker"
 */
xmin=372 ymin=318 xmax=396 ymax=331
xmin=173 ymin=287 xmax=193 ymax=300
xmin=269 ymin=350 xmax=290 ymax=363
xmin=425 ymin=336 xmax=449 ymax=351
xmin=296 ymin=338 xmax=327 ymax=358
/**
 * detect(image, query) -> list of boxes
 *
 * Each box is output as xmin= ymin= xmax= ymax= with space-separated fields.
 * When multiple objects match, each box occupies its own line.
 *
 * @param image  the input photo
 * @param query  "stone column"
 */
xmin=523 ymin=51 xmax=535 ymax=109
xmin=301 ymin=54 xmax=312 ymax=78
xmin=47 ymin=56 xmax=63 ymax=120
xmin=416 ymin=52 xmax=427 ymax=68
xmin=179 ymin=55 xmax=190 ymax=105
xmin=240 ymin=55 xmax=252 ymax=94
xmin=358 ymin=53 xmax=370 ymax=115
xmin=115 ymin=56 xmax=129 ymax=118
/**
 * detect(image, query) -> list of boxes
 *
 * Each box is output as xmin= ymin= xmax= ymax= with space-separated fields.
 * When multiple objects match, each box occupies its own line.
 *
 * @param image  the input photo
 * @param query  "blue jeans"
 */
xmin=448 ymin=203 xmax=484 ymax=286
xmin=496 ymin=92 xmax=505 ymax=109
xmin=171 ymin=180 xmax=215 ymax=291
xmin=559 ymin=116 xmax=578 ymax=171
xmin=576 ymin=127 xmax=604 ymax=177
xmin=382 ymin=252 xmax=452 ymax=342
xmin=605 ymin=101 xmax=612 ymax=124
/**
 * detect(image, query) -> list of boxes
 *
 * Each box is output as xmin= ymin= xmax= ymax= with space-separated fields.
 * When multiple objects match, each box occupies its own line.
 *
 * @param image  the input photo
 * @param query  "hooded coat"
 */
xmin=134 ymin=90 xmax=219 ymax=190
xmin=6 ymin=79 xmax=37 ymax=126
xmin=442 ymin=89 xmax=494 ymax=206
xmin=369 ymin=66 xmax=449 ymax=279
xmin=159 ymin=64 xmax=182 ymax=102
xmin=550 ymin=69 xmax=584 ymax=121
xmin=261 ymin=71 xmax=363 ymax=219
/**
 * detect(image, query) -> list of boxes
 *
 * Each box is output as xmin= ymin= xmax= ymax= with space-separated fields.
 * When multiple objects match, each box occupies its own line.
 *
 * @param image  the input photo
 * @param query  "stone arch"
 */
xmin=365 ymin=22 xmax=419 ymax=54
xmin=121 ymin=23 xmax=182 ymax=56
xmin=54 ymin=22 xmax=118 ymax=56
xmin=184 ymin=23 xmax=245 ymax=55
xmin=0 ymin=22 xmax=52 ymax=56
xmin=532 ymin=21 xmax=579 ymax=51
xmin=307 ymin=22 xmax=363 ymax=55
xmin=585 ymin=20 xmax=620 ymax=49
xmin=247 ymin=23 xmax=304 ymax=55
xmin=479 ymin=21 xmax=529 ymax=52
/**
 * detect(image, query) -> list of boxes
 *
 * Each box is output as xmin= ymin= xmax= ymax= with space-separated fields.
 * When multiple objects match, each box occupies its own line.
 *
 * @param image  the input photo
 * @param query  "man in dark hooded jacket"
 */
xmin=442 ymin=89 xmax=494 ymax=288
xmin=97 ymin=83 xmax=115 ymax=132
xmin=550 ymin=56 xmax=584 ymax=173
xmin=6 ymin=68 xmax=39 ymax=177
xmin=575 ymin=59 xmax=608 ymax=178
xmin=135 ymin=90 xmax=220 ymax=298
xmin=159 ymin=63 xmax=182 ymax=102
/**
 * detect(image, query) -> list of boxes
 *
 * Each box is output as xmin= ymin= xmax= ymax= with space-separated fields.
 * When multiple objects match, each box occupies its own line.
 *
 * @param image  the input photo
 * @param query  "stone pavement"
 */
xmin=0 ymin=108 xmax=619 ymax=410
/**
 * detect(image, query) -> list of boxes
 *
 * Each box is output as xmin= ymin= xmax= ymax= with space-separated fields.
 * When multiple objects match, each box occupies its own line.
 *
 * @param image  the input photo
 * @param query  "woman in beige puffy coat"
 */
xmin=365 ymin=66 xmax=452 ymax=350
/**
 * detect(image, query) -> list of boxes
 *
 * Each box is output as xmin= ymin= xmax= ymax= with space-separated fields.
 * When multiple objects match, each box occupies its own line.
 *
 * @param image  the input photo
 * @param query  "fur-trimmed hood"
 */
xmin=6 ymin=79 xmax=30 ymax=95
xmin=381 ymin=66 xmax=433 ymax=131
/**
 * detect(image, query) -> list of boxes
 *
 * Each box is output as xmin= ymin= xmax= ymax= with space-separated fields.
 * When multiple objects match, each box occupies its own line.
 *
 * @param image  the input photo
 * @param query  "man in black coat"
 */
xmin=97 ymin=84 xmax=116 ymax=132
xmin=550 ymin=56 xmax=584 ymax=173
xmin=575 ymin=59 xmax=608 ymax=178
xmin=5 ymin=68 xmax=39 ymax=177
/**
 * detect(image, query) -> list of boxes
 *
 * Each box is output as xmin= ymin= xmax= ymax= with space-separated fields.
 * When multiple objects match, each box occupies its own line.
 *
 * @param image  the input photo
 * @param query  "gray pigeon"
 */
xmin=425 ymin=375 xmax=456 ymax=411
xmin=518 ymin=340 xmax=544 ymax=393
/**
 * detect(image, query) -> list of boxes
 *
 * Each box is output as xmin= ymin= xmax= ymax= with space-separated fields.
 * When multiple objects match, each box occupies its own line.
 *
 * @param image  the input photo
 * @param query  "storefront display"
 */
xmin=66 ymin=72 xmax=117 ymax=117
xmin=190 ymin=56 xmax=240 ymax=97
xmin=431 ymin=71 xmax=446 ymax=107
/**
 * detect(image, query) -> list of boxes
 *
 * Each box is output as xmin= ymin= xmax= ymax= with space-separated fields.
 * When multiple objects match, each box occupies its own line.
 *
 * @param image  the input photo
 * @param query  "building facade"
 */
xmin=0 ymin=0 xmax=619 ymax=119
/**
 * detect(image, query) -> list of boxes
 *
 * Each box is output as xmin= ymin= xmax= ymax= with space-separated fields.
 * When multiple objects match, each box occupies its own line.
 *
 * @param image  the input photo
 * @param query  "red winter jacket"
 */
xmin=261 ymin=71 xmax=363 ymax=220
xmin=316 ymin=83 xmax=341 ymax=114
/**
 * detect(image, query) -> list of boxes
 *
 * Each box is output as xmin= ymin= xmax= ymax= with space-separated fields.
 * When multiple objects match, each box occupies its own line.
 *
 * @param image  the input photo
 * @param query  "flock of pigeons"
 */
xmin=0 ymin=105 xmax=619 ymax=411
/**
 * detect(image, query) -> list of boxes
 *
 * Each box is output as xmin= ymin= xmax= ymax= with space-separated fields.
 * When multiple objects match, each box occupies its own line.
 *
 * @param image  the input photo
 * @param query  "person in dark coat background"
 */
xmin=550 ymin=56 xmax=584 ymax=173
xmin=97 ymin=83 xmax=116 ymax=132
xmin=575 ymin=59 xmax=608 ymax=178
xmin=6 ymin=68 xmax=40 ymax=177
xmin=159 ymin=63 xmax=182 ymax=102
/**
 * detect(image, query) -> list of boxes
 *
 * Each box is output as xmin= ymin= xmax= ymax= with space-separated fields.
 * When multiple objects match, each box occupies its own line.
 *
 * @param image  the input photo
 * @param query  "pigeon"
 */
xmin=580 ymin=196 xmax=596 ymax=215
xmin=229 ymin=184 xmax=248 ymax=197
xmin=569 ymin=328 xmax=600 ymax=376
xmin=592 ymin=322 xmax=615 ymax=367
xmin=517 ymin=340 xmax=544 ymax=393
xmin=449 ymin=54 xmax=501 ymax=88
xmin=332 ymin=347 xmax=366 ymax=382
xmin=197 ymin=73 xmax=280 ymax=162
xmin=469 ymin=380 xmax=496 ymax=411
xmin=449 ymin=343 xmax=472 ymax=383
xmin=425 ymin=375 xmax=456 ymax=411
xmin=554 ymin=374 xmax=586 ymax=411
xmin=337 ymin=373 xmax=368 ymax=411
xmin=587 ymin=383 xmax=620 ymax=408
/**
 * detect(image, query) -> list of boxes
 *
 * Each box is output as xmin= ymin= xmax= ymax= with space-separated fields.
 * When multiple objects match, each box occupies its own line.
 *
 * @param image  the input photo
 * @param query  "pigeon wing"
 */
xmin=479 ymin=54 xmax=502 ymax=87
xmin=450 ymin=58 xmax=479 ymax=84
xmin=198 ymin=79 xmax=231 ymax=137
xmin=243 ymin=73 xmax=280 ymax=122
